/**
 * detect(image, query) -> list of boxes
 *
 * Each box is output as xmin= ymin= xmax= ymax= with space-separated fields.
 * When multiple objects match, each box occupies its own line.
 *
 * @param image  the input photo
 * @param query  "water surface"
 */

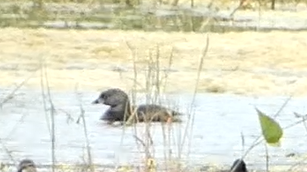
xmin=0 ymin=88 xmax=306 ymax=171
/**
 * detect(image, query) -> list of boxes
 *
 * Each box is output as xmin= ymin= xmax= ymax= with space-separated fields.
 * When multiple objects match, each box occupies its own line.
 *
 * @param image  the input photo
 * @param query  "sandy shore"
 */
xmin=0 ymin=28 xmax=306 ymax=96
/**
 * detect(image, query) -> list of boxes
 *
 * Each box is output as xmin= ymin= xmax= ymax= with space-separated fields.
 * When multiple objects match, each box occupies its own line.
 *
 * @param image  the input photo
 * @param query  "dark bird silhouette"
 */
xmin=17 ymin=159 xmax=37 ymax=172
xmin=229 ymin=159 xmax=247 ymax=172
xmin=92 ymin=88 xmax=183 ymax=124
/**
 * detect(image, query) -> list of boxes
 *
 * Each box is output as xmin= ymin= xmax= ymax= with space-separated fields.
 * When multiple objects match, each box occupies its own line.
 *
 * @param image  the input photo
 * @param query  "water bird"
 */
xmin=17 ymin=159 xmax=37 ymax=172
xmin=92 ymin=88 xmax=183 ymax=124
xmin=229 ymin=159 xmax=247 ymax=172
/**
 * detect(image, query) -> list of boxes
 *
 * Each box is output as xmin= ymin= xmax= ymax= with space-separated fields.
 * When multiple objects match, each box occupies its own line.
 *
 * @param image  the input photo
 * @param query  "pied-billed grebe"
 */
xmin=92 ymin=88 xmax=183 ymax=124
xmin=17 ymin=159 xmax=37 ymax=172
xmin=229 ymin=159 xmax=247 ymax=172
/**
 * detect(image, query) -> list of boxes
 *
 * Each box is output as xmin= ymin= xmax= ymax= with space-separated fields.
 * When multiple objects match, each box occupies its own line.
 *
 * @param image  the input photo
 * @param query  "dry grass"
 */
xmin=4 ymin=0 xmax=307 ymax=9
xmin=0 ymin=28 xmax=307 ymax=96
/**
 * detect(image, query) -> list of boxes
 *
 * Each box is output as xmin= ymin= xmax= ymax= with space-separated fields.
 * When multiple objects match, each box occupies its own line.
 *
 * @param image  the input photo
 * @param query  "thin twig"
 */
xmin=75 ymin=84 xmax=94 ymax=172
xmin=40 ymin=57 xmax=56 ymax=172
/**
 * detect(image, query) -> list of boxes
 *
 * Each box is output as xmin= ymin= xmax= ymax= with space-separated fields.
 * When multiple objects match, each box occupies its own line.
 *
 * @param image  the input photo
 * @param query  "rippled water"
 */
xmin=0 ymin=88 xmax=307 ymax=171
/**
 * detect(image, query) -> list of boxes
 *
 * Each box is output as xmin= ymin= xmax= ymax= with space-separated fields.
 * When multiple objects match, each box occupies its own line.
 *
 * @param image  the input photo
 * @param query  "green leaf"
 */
xmin=256 ymin=108 xmax=283 ymax=146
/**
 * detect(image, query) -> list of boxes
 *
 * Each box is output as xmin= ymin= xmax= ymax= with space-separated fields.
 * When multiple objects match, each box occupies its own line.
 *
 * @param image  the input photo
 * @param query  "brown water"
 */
xmin=0 ymin=88 xmax=307 ymax=171
xmin=1 ymin=28 xmax=307 ymax=96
